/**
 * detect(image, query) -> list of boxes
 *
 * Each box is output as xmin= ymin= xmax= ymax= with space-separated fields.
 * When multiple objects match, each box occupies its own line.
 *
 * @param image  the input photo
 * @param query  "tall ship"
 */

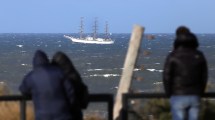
xmin=64 ymin=18 xmax=114 ymax=44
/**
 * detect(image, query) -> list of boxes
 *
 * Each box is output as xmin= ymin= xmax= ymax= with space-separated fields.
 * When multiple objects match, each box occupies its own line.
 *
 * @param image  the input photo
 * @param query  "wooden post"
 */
xmin=113 ymin=25 xmax=144 ymax=120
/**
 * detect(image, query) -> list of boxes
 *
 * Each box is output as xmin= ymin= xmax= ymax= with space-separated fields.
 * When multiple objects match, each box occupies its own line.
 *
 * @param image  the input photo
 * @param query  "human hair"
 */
xmin=176 ymin=26 xmax=190 ymax=36
xmin=52 ymin=51 xmax=81 ymax=81
xmin=174 ymin=32 xmax=199 ymax=49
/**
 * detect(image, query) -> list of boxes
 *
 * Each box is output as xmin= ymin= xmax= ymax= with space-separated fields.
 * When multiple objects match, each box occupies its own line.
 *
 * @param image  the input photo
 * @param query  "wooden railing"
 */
xmin=0 ymin=94 xmax=113 ymax=120
xmin=120 ymin=92 xmax=215 ymax=120
xmin=2 ymin=92 xmax=215 ymax=120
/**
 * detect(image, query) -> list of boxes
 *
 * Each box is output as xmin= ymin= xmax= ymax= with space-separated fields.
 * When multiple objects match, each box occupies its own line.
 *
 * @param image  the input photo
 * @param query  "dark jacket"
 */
xmin=19 ymin=50 xmax=75 ymax=120
xmin=52 ymin=52 xmax=89 ymax=120
xmin=163 ymin=33 xmax=208 ymax=97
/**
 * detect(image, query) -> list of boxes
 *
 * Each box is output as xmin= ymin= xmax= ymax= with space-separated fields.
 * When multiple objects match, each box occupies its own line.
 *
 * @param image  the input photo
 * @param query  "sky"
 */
xmin=0 ymin=0 xmax=214 ymax=33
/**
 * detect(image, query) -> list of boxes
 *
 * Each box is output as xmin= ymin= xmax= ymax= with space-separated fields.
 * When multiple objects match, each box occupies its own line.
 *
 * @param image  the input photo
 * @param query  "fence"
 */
xmin=2 ymin=93 xmax=215 ymax=120
xmin=0 ymin=94 xmax=113 ymax=120
xmin=120 ymin=92 xmax=215 ymax=120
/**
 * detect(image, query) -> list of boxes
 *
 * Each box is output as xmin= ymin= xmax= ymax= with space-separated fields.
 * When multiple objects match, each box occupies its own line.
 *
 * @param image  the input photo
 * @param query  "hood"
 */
xmin=33 ymin=50 xmax=49 ymax=69
xmin=174 ymin=32 xmax=199 ymax=50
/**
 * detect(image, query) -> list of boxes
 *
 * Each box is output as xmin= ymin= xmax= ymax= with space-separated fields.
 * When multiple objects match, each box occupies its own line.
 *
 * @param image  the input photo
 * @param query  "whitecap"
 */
xmin=90 ymin=74 xmax=120 ymax=77
xmin=110 ymin=86 xmax=118 ymax=90
xmin=147 ymin=69 xmax=156 ymax=72
xmin=89 ymin=74 xmax=99 ymax=77
xmin=133 ymin=68 xmax=141 ymax=71
xmin=153 ymin=82 xmax=163 ymax=85
xmin=16 ymin=45 xmax=23 ymax=48
xmin=21 ymin=64 xmax=28 ymax=66
xmin=157 ymin=70 xmax=163 ymax=72
xmin=87 ymin=69 xmax=103 ymax=71
xmin=147 ymin=69 xmax=163 ymax=72
xmin=103 ymin=74 xmax=119 ymax=77
xmin=107 ymin=74 xmax=120 ymax=77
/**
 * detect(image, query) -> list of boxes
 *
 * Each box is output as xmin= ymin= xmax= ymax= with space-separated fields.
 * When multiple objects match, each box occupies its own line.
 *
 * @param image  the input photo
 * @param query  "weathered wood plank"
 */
xmin=113 ymin=25 xmax=144 ymax=120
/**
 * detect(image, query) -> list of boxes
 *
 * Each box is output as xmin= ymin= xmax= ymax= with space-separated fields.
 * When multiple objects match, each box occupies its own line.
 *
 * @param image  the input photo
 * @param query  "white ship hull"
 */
xmin=64 ymin=35 xmax=114 ymax=44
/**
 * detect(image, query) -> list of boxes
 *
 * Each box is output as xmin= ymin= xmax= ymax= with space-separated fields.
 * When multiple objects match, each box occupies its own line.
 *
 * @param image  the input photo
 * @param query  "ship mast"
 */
xmin=79 ymin=17 xmax=84 ymax=39
xmin=105 ymin=21 xmax=109 ymax=40
xmin=93 ymin=18 xmax=98 ymax=39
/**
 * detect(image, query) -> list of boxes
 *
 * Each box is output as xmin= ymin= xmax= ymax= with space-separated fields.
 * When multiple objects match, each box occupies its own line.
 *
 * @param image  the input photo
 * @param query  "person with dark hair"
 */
xmin=176 ymin=26 xmax=190 ymax=36
xmin=19 ymin=50 xmax=76 ymax=120
xmin=52 ymin=51 xmax=89 ymax=120
xmin=174 ymin=26 xmax=192 ymax=50
xmin=163 ymin=30 xmax=208 ymax=120
xmin=174 ymin=32 xmax=199 ymax=50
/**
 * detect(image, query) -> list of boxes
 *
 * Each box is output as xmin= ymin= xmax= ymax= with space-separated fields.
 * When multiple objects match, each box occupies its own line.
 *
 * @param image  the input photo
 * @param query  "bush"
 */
xmin=139 ymin=99 xmax=171 ymax=120
xmin=129 ymin=98 xmax=215 ymax=120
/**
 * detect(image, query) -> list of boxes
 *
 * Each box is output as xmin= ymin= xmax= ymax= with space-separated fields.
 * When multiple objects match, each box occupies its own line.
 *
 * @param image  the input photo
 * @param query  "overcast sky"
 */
xmin=0 ymin=0 xmax=214 ymax=33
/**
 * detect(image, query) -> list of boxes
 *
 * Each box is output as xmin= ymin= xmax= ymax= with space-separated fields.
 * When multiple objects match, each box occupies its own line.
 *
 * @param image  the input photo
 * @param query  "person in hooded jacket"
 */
xmin=51 ymin=51 xmax=89 ymax=120
xmin=19 ymin=50 xmax=76 ymax=120
xmin=173 ymin=26 xmax=191 ymax=50
xmin=163 ymin=28 xmax=208 ymax=120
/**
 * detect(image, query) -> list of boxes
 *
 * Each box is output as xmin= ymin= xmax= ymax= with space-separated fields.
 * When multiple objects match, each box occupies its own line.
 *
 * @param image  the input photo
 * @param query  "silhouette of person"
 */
xmin=19 ymin=50 xmax=76 ymax=120
xmin=52 ymin=51 xmax=89 ymax=120
xmin=163 ymin=27 xmax=208 ymax=120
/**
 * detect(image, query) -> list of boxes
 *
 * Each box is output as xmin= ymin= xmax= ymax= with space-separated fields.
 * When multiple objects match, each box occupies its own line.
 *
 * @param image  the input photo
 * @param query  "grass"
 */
xmin=0 ymin=83 xmax=34 ymax=120
xmin=0 ymin=83 xmax=105 ymax=120
xmin=0 ymin=101 xmax=34 ymax=120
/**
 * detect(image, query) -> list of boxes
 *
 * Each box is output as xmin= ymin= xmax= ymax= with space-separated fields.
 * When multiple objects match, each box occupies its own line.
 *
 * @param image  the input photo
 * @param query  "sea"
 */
xmin=1 ymin=33 xmax=215 ymax=117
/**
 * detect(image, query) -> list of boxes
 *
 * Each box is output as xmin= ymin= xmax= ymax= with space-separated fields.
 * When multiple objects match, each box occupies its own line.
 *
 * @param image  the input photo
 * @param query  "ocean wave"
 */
xmin=110 ymin=86 xmax=118 ymax=90
xmin=133 ymin=68 xmax=141 ymax=71
xmin=87 ymin=69 xmax=104 ymax=71
xmin=118 ymin=68 xmax=142 ymax=71
xmin=153 ymin=81 xmax=163 ymax=85
xmin=21 ymin=64 xmax=28 ymax=66
xmin=146 ymin=69 xmax=163 ymax=72
xmin=87 ymin=68 xmax=120 ymax=71
xmin=16 ymin=45 xmax=23 ymax=48
xmin=89 ymin=74 xmax=120 ymax=77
